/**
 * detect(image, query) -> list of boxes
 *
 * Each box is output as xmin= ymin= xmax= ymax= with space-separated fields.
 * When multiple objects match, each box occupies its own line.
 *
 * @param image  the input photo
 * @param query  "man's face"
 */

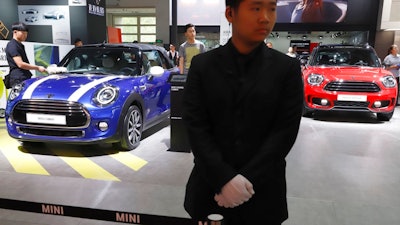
xmin=231 ymin=0 xmax=277 ymax=44
xmin=185 ymin=27 xmax=196 ymax=41
xmin=14 ymin=30 xmax=28 ymax=41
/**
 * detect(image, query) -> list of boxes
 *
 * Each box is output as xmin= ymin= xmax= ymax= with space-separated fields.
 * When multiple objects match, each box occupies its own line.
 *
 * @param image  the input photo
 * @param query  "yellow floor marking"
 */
xmin=0 ymin=136 xmax=50 ymax=175
xmin=110 ymin=152 xmax=148 ymax=171
xmin=53 ymin=149 xmax=120 ymax=181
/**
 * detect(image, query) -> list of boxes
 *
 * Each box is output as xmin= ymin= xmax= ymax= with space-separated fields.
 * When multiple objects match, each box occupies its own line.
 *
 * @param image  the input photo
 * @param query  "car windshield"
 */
xmin=310 ymin=47 xmax=381 ymax=67
xmin=60 ymin=48 xmax=141 ymax=76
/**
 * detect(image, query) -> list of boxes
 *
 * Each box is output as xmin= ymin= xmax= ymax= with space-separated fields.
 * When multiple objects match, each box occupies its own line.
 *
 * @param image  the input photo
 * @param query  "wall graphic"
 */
xmin=18 ymin=5 xmax=71 ymax=44
xmin=0 ymin=40 xmax=73 ymax=74
xmin=0 ymin=20 xmax=10 ymax=39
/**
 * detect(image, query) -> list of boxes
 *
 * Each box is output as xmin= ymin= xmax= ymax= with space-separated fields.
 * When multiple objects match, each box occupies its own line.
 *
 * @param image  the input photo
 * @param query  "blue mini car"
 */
xmin=5 ymin=43 xmax=179 ymax=150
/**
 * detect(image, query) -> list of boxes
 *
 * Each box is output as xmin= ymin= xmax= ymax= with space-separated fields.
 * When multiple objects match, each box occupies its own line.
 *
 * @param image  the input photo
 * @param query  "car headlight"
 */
xmin=307 ymin=73 xmax=324 ymax=86
xmin=8 ymin=83 xmax=24 ymax=101
xmin=93 ymin=86 xmax=119 ymax=106
xmin=381 ymin=75 xmax=397 ymax=88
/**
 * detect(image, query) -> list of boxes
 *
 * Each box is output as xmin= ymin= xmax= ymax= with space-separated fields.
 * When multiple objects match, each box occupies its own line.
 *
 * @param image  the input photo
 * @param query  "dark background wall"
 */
xmin=86 ymin=0 xmax=107 ymax=44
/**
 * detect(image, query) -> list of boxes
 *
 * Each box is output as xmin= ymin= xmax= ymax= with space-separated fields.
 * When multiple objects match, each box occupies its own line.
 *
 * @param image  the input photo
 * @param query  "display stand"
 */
xmin=168 ymin=74 xmax=191 ymax=153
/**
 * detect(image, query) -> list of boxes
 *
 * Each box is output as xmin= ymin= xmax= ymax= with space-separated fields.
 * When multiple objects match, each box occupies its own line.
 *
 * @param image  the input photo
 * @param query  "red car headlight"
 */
xmin=307 ymin=73 xmax=324 ymax=86
xmin=381 ymin=75 xmax=397 ymax=88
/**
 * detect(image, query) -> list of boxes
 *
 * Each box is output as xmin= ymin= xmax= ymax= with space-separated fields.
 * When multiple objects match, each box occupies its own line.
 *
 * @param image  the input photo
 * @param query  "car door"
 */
xmin=141 ymin=50 xmax=171 ymax=120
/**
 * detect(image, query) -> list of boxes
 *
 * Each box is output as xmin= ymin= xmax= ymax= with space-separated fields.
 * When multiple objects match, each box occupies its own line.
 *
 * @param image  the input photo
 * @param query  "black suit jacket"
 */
xmin=182 ymin=40 xmax=303 ymax=223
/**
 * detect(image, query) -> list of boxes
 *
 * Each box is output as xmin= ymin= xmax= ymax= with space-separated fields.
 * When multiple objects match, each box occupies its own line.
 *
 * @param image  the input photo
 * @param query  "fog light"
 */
xmin=374 ymin=101 xmax=382 ymax=108
xmin=321 ymin=99 xmax=328 ymax=106
xmin=98 ymin=122 xmax=109 ymax=131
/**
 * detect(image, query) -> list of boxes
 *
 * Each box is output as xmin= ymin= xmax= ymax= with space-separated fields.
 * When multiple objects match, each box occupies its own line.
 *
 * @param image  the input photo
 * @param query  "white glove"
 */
xmin=214 ymin=174 xmax=255 ymax=208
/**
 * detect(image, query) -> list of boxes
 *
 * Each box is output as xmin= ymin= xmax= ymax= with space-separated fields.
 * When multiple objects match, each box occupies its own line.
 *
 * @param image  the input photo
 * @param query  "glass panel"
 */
xmin=140 ymin=35 xmax=156 ymax=43
xmin=122 ymin=35 xmax=138 ymax=43
xmin=116 ymin=26 xmax=138 ymax=33
xmin=140 ymin=26 xmax=156 ymax=34
xmin=114 ymin=17 xmax=138 ymax=25
xmin=140 ymin=17 xmax=156 ymax=25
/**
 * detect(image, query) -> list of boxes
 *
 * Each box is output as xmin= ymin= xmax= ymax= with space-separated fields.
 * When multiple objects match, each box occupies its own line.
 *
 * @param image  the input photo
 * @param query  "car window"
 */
xmin=61 ymin=48 xmax=140 ymax=76
xmin=310 ymin=47 xmax=381 ymax=67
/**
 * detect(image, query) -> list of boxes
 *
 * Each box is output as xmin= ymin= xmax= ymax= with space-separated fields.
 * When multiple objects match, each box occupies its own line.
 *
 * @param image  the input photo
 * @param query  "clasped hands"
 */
xmin=214 ymin=174 xmax=255 ymax=208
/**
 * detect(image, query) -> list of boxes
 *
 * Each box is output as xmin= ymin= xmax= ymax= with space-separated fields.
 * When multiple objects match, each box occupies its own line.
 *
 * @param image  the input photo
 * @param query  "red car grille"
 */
xmin=324 ymin=81 xmax=380 ymax=93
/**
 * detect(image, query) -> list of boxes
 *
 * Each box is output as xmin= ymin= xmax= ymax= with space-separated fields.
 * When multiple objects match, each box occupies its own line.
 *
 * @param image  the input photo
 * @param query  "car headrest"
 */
xmin=102 ymin=56 xmax=115 ymax=68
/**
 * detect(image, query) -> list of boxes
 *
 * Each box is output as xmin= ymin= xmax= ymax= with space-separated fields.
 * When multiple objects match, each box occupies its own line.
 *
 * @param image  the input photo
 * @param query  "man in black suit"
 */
xmin=182 ymin=0 xmax=303 ymax=225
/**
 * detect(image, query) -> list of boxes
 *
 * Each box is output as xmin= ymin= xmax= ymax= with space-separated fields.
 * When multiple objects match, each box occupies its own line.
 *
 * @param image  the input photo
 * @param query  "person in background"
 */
xmin=74 ymin=38 xmax=83 ymax=47
xmin=168 ymin=43 xmax=179 ymax=66
xmin=383 ymin=44 xmax=400 ymax=105
xmin=182 ymin=0 xmax=303 ymax=224
xmin=286 ymin=46 xmax=297 ymax=58
xmin=5 ymin=22 xmax=46 ymax=88
xmin=178 ymin=23 xmax=206 ymax=74
xmin=266 ymin=41 xmax=273 ymax=48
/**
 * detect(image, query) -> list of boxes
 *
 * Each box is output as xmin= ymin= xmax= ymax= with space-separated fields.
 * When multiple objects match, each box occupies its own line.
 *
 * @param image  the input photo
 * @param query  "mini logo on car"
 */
xmin=47 ymin=94 xmax=54 ymax=99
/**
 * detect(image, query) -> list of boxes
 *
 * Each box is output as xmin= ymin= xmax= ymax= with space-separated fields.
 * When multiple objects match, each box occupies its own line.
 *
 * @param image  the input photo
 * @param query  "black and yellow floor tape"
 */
xmin=0 ymin=118 xmax=148 ymax=181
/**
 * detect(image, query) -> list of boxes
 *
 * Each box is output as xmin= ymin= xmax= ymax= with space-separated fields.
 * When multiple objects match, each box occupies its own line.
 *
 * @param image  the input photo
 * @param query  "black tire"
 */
xmin=376 ymin=111 xmax=394 ymax=121
xmin=113 ymin=105 xmax=143 ymax=151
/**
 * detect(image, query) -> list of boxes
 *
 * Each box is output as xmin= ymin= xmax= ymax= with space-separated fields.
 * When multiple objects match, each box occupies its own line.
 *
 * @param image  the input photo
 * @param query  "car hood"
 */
xmin=304 ymin=66 xmax=391 ymax=81
xmin=21 ymin=74 xmax=125 ymax=101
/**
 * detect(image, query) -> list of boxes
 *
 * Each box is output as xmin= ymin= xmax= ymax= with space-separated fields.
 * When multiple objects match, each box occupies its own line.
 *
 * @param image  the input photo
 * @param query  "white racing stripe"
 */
xmin=68 ymin=76 xmax=118 ymax=102
xmin=22 ymin=75 xmax=61 ymax=99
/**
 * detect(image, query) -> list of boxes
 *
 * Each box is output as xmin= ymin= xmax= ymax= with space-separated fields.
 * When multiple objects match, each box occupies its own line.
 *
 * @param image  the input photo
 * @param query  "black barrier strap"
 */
xmin=0 ymin=198 xmax=197 ymax=225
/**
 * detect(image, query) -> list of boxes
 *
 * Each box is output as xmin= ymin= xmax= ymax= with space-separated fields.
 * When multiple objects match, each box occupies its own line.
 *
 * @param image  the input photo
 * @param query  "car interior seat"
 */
xmin=102 ymin=56 xmax=115 ymax=69
xmin=319 ymin=55 xmax=331 ymax=65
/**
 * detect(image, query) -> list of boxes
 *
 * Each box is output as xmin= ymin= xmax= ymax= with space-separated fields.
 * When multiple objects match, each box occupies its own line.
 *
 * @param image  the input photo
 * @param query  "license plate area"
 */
xmin=26 ymin=113 xmax=67 ymax=125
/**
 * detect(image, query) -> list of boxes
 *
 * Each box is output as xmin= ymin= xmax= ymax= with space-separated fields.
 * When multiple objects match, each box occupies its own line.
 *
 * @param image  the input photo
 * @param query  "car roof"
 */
xmin=75 ymin=43 xmax=166 ymax=52
xmin=316 ymin=44 xmax=374 ymax=50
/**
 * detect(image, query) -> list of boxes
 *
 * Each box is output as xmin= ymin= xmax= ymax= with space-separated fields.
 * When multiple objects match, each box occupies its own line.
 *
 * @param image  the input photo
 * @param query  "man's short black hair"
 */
xmin=185 ymin=23 xmax=195 ymax=32
xmin=12 ymin=22 xmax=29 ymax=32
xmin=74 ymin=38 xmax=82 ymax=44
xmin=226 ymin=0 xmax=243 ymax=8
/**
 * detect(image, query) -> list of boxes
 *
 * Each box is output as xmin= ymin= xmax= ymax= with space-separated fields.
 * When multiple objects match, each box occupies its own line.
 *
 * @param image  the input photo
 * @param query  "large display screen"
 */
xmin=176 ymin=0 xmax=349 ymax=26
xmin=277 ymin=0 xmax=348 ymax=23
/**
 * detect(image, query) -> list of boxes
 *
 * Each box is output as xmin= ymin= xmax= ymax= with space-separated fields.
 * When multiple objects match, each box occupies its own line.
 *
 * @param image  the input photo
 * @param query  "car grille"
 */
xmin=333 ymin=101 xmax=370 ymax=110
xmin=12 ymin=100 xmax=89 ymax=128
xmin=18 ymin=127 xmax=84 ymax=138
xmin=324 ymin=81 xmax=380 ymax=92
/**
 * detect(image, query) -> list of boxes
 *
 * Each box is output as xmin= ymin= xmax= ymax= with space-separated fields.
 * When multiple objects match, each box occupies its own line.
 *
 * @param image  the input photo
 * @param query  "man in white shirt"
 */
xmin=383 ymin=44 xmax=400 ymax=105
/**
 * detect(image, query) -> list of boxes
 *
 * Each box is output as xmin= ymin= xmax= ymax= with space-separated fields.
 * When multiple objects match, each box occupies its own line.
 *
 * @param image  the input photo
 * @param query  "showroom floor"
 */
xmin=0 ymin=108 xmax=400 ymax=225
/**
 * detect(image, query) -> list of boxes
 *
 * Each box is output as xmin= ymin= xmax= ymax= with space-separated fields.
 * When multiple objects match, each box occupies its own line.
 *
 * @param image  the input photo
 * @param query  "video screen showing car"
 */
xmin=277 ymin=0 xmax=348 ymax=23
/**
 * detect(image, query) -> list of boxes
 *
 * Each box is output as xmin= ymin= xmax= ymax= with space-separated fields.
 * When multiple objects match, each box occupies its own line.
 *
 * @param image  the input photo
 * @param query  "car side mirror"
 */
xmin=149 ymin=66 xmax=164 ymax=77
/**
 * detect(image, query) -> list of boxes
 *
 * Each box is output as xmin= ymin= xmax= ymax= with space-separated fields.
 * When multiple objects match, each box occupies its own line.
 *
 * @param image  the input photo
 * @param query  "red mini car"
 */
xmin=302 ymin=44 xmax=398 ymax=121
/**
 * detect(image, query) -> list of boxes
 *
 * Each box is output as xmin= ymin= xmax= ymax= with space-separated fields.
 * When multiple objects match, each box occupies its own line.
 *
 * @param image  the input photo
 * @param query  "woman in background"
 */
xmin=291 ymin=0 xmax=324 ymax=23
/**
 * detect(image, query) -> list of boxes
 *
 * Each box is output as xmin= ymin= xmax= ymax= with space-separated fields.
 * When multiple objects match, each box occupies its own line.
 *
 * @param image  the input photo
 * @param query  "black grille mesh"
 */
xmin=12 ymin=100 xmax=88 ymax=127
xmin=325 ymin=81 xmax=380 ymax=93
